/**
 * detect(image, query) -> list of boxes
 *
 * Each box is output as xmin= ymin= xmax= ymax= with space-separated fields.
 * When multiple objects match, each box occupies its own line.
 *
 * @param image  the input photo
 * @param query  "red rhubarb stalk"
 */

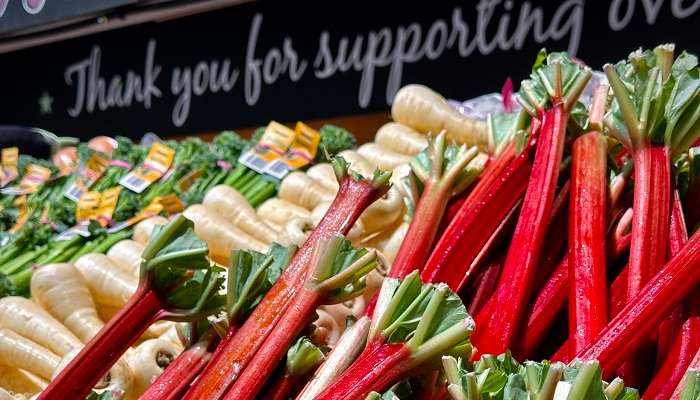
xmin=420 ymin=115 xmax=536 ymax=291
xmin=575 ymin=228 xmax=700 ymax=378
xmin=40 ymin=216 xmax=220 ymax=400
xmin=604 ymin=44 xmax=700 ymax=386
xmin=515 ymin=228 xmax=631 ymax=361
xmin=224 ymin=238 xmax=379 ymax=400
xmin=183 ymin=159 xmax=391 ymax=400
xmin=473 ymin=54 xmax=591 ymax=355
xmin=568 ymin=130 xmax=608 ymax=353
xmin=316 ymin=271 xmax=474 ymax=399
xmin=644 ymin=190 xmax=696 ymax=399
xmin=387 ymin=132 xmax=483 ymax=280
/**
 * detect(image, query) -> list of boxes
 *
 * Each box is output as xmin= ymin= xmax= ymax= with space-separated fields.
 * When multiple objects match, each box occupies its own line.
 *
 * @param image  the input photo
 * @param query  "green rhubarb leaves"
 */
xmin=140 ymin=215 xmax=225 ymax=318
xmin=674 ymin=146 xmax=700 ymax=195
xmin=227 ymin=243 xmax=297 ymax=321
xmin=604 ymin=45 xmax=700 ymax=154
xmin=309 ymin=235 xmax=378 ymax=303
xmin=487 ymin=110 xmax=530 ymax=156
xmin=517 ymin=50 xmax=592 ymax=116
xmin=286 ymin=336 xmax=325 ymax=377
xmin=370 ymin=271 xmax=474 ymax=361
xmin=443 ymin=355 xmax=639 ymax=400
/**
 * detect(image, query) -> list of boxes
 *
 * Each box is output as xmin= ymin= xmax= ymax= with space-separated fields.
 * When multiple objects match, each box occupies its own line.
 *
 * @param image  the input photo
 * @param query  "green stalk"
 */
xmin=90 ymin=230 xmax=133 ymax=255
xmin=223 ymin=164 xmax=248 ymax=187
xmin=0 ymin=246 xmax=47 ymax=275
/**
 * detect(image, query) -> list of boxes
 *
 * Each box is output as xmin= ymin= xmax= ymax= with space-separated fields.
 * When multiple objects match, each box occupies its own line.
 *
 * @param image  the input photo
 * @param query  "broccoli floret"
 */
xmin=316 ymin=124 xmax=357 ymax=163
xmin=213 ymin=131 xmax=247 ymax=161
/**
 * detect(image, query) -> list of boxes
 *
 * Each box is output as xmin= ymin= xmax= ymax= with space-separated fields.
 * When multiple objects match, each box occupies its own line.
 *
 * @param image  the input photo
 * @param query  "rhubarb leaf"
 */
xmin=227 ymin=243 xmax=296 ymax=320
xmin=286 ymin=336 xmax=325 ymax=377
xmin=167 ymin=266 xmax=226 ymax=311
xmin=487 ymin=110 xmax=529 ymax=155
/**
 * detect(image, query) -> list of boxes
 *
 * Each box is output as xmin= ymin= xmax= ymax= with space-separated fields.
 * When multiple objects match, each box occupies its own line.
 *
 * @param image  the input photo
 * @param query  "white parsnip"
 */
xmin=0 ymin=297 xmax=81 ymax=357
xmin=374 ymin=122 xmax=428 ymax=155
xmin=97 ymin=305 xmax=120 ymax=322
xmin=257 ymin=198 xmax=310 ymax=228
xmin=391 ymin=84 xmax=488 ymax=148
xmin=183 ymin=205 xmax=267 ymax=263
xmin=376 ymin=221 xmax=410 ymax=264
xmin=133 ymin=216 xmax=168 ymax=245
xmin=30 ymin=263 xmax=104 ymax=343
xmin=283 ymin=217 xmax=315 ymax=247
xmin=107 ymin=240 xmax=145 ymax=277
xmin=0 ymin=329 xmax=59 ymax=380
xmin=53 ymin=349 xmax=134 ymax=399
xmin=0 ymin=364 xmax=46 ymax=395
xmin=358 ymin=186 xmax=405 ymax=234
xmin=306 ymin=163 xmax=339 ymax=192
xmin=337 ymin=150 xmax=375 ymax=178
xmin=278 ymin=172 xmax=335 ymax=210
xmin=74 ymin=253 xmax=138 ymax=308
xmin=357 ymin=142 xmax=412 ymax=172
xmin=127 ymin=338 xmax=181 ymax=396
xmin=203 ymin=185 xmax=283 ymax=244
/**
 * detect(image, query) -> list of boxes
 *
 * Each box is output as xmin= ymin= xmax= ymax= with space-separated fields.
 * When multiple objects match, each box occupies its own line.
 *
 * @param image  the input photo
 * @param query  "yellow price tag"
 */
xmin=120 ymin=143 xmax=175 ymax=193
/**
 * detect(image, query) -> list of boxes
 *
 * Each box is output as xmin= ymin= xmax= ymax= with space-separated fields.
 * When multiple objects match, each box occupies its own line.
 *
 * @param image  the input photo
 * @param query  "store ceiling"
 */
xmin=0 ymin=0 xmax=251 ymax=54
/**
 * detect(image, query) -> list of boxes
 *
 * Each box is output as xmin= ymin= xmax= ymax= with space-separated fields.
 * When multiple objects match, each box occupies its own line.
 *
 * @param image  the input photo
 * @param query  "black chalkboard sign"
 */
xmin=0 ymin=0 xmax=698 ymax=140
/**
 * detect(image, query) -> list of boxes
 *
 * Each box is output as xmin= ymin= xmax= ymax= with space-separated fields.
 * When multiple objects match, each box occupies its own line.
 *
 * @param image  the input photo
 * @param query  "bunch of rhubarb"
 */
xmin=38 ymin=215 xmax=225 ymax=399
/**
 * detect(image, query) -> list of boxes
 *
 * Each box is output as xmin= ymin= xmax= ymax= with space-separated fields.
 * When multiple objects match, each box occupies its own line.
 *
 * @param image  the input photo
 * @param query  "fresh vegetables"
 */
xmin=442 ymin=352 xmax=639 ymax=400
xmin=315 ymin=271 xmax=474 ymax=399
xmin=473 ymin=52 xmax=591 ymax=355
xmin=2 ymin=44 xmax=700 ymax=399
xmin=224 ymin=236 xmax=378 ymax=399
xmin=38 ymin=215 xmax=223 ymax=399
xmin=392 ymin=84 xmax=488 ymax=148
xmin=183 ymin=158 xmax=390 ymax=399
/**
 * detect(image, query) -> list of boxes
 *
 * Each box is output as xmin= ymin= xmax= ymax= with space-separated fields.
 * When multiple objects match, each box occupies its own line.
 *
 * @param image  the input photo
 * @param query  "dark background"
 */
xmin=0 ymin=0 xmax=698 ymax=140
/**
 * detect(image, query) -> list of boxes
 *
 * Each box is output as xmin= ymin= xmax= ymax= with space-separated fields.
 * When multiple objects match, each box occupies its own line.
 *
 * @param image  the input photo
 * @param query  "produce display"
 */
xmin=0 ymin=43 xmax=697 ymax=400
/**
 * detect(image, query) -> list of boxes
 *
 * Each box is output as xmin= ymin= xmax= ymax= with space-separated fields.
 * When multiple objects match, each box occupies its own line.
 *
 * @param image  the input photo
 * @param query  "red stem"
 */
xmin=139 ymin=332 xmax=219 ymax=400
xmin=421 ymin=126 xmax=537 ymax=291
xmin=467 ymin=255 xmax=504 ymax=316
xmin=315 ymin=342 xmax=410 ymax=400
xmin=644 ymin=190 xmax=695 ymax=399
xmin=183 ymin=176 xmax=385 ymax=400
xmin=264 ymin=373 xmax=298 ymax=400
xmin=657 ymin=190 xmax=691 ymax=360
xmin=576 ymin=229 xmax=700 ymax=379
xmin=224 ymin=289 xmax=321 ymax=400
xmin=568 ymin=132 xmax=608 ymax=353
xmin=627 ymin=146 xmax=671 ymax=298
xmin=514 ymin=226 xmax=631 ymax=361
xmin=473 ymin=106 xmax=567 ymax=355
xmin=388 ymin=182 xmax=452 ymax=279
xmin=645 ymin=306 xmax=700 ymax=399
xmin=39 ymin=287 xmax=164 ymax=400
xmin=618 ymin=146 xmax=671 ymax=387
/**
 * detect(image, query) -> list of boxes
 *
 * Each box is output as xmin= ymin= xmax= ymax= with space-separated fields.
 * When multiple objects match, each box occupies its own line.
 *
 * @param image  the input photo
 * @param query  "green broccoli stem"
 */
xmin=247 ymin=182 xmax=277 ymax=208
xmin=0 ymin=245 xmax=23 ymax=266
xmin=232 ymin=169 xmax=258 ymax=190
xmin=69 ymin=235 xmax=105 ymax=262
xmin=223 ymin=164 xmax=248 ymax=186
xmin=36 ymin=235 xmax=85 ymax=264
xmin=238 ymin=172 xmax=264 ymax=195
xmin=0 ymin=245 xmax=48 ymax=275
xmin=7 ymin=268 xmax=32 ymax=296
xmin=91 ymin=230 xmax=132 ymax=255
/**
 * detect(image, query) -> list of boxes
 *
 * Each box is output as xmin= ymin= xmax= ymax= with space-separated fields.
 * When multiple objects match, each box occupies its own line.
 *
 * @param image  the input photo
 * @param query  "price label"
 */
xmin=76 ymin=191 xmax=101 ymax=222
xmin=0 ymin=147 xmax=19 ymax=187
xmin=157 ymin=193 xmax=184 ymax=214
xmin=64 ymin=153 xmax=110 ymax=201
xmin=9 ymin=195 xmax=28 ymax=233
xmin=238 ymin=122 xmax=296 ymax=173
xmin=266 ymin=122 xmax=320 ymax=179
xmin=107 ymin=200 xmax=163 ymax=233
xmin=74 ymin=187 xmax=121 ymax=228
xmin=176 ymin=169 xmax=203 ymax=192
xmin=2 ymin=164 xmax=52 ymax=195
xmin=120 ymin=143 xmax=175 ymax=193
